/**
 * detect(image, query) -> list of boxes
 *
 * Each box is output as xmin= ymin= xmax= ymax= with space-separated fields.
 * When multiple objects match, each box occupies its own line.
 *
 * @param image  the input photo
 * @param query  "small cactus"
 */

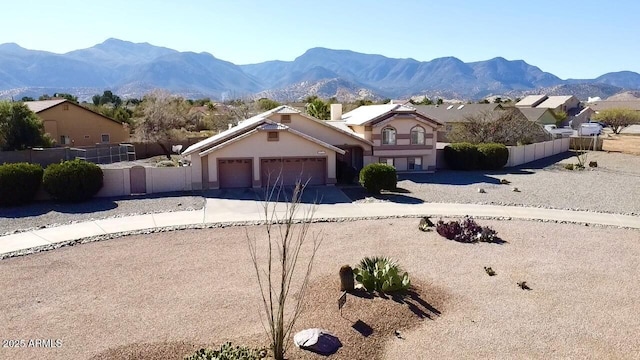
xmin=339 ymin=265 xmax=354 ymax=291
xmin=478 ymin=188 xmax=486 ymax=193
xmin=589 ymin=161 xmax=598 ymax=168
xmin=418 ymin=216 xmax=435 ymax=232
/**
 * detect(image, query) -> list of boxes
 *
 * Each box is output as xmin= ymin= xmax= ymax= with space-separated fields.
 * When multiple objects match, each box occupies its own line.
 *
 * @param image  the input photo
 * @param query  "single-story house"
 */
xmin=410 ymin=103 xmax=504 ymax=141
xmin=24 ymin=99 xmax=129 ymax=146
xmin=516 ymin=107 xmax=558 ymax=125
xmin=587 ymin=100 xmax=640 ymax=112
xmin=516 ymin=95 xmax=580 ymax=113
xmin=182 ymin=104 xmax=441 ymax=189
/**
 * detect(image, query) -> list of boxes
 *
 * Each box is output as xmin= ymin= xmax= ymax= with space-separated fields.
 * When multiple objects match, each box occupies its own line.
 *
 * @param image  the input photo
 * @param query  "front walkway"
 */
xmin=1 ymin=199 xmax=639 ymax=258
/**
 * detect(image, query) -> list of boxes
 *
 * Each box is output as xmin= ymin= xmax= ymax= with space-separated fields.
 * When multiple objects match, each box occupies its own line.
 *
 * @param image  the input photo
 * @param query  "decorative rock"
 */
xmin=477 ymin=188 xmax=486 ymax=193
xmin=512 ymin=187 xmax=520 ymax=192
xmin=294 ymin=328 xmax=342 ymax=355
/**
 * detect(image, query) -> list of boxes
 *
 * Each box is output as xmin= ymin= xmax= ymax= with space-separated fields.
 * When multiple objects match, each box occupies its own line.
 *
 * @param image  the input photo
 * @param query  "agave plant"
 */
xmin=354 ymin=257 xmax=410 ymax=293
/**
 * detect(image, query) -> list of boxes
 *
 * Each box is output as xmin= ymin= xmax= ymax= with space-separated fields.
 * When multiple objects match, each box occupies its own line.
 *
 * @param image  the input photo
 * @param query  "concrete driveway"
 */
xmin=202 ymin=186 xmax=353 ymax=223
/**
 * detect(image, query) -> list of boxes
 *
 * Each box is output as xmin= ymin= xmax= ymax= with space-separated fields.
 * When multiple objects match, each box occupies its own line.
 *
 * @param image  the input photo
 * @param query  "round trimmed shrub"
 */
xmin=477 ymin=143 xmax=509 ymax=170
xmin=43 ymin=160 xmax=103 ymax=202
xmin=359 ymin=163 xmax=397 ymax=194
xmin=444 ymin=143 xmax=481 ymax=170
xmin=0 ymin=162 xmax=43 ymax=207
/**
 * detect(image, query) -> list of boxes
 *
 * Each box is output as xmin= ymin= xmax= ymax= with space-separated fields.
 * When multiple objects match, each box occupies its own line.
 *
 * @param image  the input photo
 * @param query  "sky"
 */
xmin=2 ymin=0 xmax=639 ymax=79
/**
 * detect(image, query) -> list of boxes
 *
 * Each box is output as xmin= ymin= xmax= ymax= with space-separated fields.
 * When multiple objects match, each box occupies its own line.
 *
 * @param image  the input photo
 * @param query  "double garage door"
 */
xmin=217 ymin=157 xmax=326 ymax=189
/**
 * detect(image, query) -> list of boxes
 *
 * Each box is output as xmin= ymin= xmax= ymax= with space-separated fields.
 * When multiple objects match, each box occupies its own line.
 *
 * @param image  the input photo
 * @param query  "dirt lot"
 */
xmin=1 ymin=219 xmax=639 ymax=360
xmin=603 ymin=134 xmax=640 ymax=155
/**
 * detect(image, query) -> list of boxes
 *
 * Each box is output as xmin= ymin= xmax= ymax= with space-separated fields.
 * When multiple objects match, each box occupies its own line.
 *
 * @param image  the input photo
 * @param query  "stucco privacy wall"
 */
xmin=95 ymin=166 xmax=192 ymax=197
xmin=506 ymin=138 xmax=570 ymax=167
xmin=38 ymin=103 xmax=129 ymax=146
xmin=205 ymin=131 xmax=337 ymax=187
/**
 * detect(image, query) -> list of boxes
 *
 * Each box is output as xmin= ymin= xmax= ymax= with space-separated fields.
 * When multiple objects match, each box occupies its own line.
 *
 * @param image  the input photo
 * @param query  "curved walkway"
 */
xmin=1 ymin=199 xmax=639 ymax=258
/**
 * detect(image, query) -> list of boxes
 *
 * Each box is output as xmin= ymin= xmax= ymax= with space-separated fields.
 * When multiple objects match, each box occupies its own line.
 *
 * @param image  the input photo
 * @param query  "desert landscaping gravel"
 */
xmin=0 ymin=193 xmax=204 ymax=235
xmin=1 ymin=218 xmax=639 ymax=359
xmin=346 ymin=152 xmax=640 ymax=215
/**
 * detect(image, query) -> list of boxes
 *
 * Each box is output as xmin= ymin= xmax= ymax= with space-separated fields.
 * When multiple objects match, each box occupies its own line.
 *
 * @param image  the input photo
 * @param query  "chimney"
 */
xmin=330 ymin=104 xmax=343 ymax=120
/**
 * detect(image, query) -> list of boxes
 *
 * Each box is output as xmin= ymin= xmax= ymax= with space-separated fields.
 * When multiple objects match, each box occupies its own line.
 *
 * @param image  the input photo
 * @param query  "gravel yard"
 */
xmin=345 ymin=152 xmax=640 ymax=215
xmin=0 ymin=193 xmax=204 ymax=235
xmin=1 ymin=219 xmax=639 ymax=360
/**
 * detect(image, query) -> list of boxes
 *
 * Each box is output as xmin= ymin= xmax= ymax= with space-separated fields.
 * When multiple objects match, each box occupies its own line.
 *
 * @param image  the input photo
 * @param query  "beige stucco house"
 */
xmin=25 ymin=99 xmax=129 ymax=147
xmin=183 ymin=104 xmax=441 ymax=189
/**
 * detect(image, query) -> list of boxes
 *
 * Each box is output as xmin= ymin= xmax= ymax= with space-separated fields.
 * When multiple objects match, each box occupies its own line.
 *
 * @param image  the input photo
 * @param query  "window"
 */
xmin=101 ymin=134 xmax=110 ymax=143
xmin=408 ymin=157 xmax=422 ymax=170
xmin=267 ymin=132 xmax=279 ymax=141
xmin=60 ymin=135 xmax=70 ymax=145
xmin=379 ymin=157 xmax=394 ymax=167
xmin=280 ymin=114 xmax=291 ymax=123
xmin=84 ymin=135 xmax=90 ymax=139
xmin=381 ymin=127 xmax=396 ymax=145
xmin=410 ymin=126 xmax=425 ymax=145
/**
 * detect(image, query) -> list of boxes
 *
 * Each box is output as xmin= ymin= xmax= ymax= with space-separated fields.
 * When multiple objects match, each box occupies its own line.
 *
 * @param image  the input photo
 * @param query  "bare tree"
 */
xmin=134 ymin=90 xmax=191 ymax=158
xmin=448 ymin=108 xmax=549 ymax=145
xmin=246 ymin=180 xmax=323 ymax=360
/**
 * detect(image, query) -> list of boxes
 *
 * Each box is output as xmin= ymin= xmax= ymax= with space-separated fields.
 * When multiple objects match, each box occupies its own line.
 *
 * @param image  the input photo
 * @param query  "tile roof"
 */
xmin=342 ymin=104 xmax=416 ymax=125
xmin=515 ymin=95 xmax=547 ymax=107
xmin=535 ymin=96 xmax=576 ymax=109
xmin=588 ymin=101 xmax=640 ymax=112
xmin=411 ymin=104 xmax=503 ymax=123
xmin=516 ymin=107 xmax=552 ymax=122
xmin=23 ymin=99 xmax=67 ymax=113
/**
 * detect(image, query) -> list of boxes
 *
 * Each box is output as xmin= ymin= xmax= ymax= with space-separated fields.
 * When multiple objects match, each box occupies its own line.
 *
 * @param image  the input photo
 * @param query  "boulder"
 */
xmin=294 ymin=328 xmax=342 ymax=355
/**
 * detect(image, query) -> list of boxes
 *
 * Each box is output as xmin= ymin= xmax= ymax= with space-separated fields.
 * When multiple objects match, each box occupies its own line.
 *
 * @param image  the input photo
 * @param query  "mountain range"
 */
xmin=1 ymin=38 xmax=639 ymax=102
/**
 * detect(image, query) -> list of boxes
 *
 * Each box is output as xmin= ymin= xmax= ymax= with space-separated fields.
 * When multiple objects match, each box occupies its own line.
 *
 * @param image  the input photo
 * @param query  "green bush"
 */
xmin=0 ymin=162 xmax=43 ymax=206
xmin=359 ymin=163 xmax=397 ymax=194
xmin=353 ymin=256 xmax=410 ymax=293
xmin=156 ymin=160 xmax=177 ymax=167
xmin=477 ymin=143 xmax=509 ymax=170
xmin=444 ymin=143 xmax=481 ymax=170
xmin=43 ymin=160 xmax=103 ymax=202
xmin=184 ymin=342 xmax=267 ymax=360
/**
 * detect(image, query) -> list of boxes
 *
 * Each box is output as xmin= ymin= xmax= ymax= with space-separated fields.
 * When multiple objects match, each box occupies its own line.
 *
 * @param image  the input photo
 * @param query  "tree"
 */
xmin=447 ymin=108 xmax=549 ymax=145
xmin=134 ymin=90 xmax=191 ymax=158
xmin=92 ymin=90 xmax=122 ymax=107
xmin=551 ymin=109 xmax=568 ymax=127
xmin=306 ymin=98 xmax=330 ymax=120
xmin=436 ymin=98 xmax=444 ymax=105
xmin=53 ymin=93 xmax=78 ymax=103
xmin=0 ymin=102 xmax=51 ymax=150
xmin=20 ymin=96 xmax=35 ymax=102
xmin=246 ymin=182 xmax=322 ymax=360
xmin=493 ymin=97 xmax=502 ymax=104
xmin=593 ymin=108 xmax=640 ymax=134
xmin=257 ymin=98 xmax=281 ymax=111
xmin=38 ymin=94 xmax=52 ymax=100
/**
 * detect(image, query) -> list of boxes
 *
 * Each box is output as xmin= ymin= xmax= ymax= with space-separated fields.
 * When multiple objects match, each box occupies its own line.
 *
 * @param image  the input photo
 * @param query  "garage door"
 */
xmin=261 ymin=158 xmax=326 ymax=187
xmin=218 ymin=159 xmax=252 ymax=188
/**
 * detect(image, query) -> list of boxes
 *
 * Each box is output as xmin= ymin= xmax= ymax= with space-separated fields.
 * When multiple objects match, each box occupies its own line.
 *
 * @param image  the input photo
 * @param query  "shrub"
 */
xmin=156 ymin=160 xmax=177 ymax=167
xmin=353 ymin=256 xmax=410 ymax=293
xmin=563 ymin=163 xmax=574 ymax=170
xmin=436 ymin=217 xmax=500 ymax=243
xmin=477 ymin=143 xmax=509 ymax=170
xmin=444 ymin=143 xmax=481 ymax=170
xmin=184 ymin=342 xmax=267 ymax=360
xmin=43 ymin=160 xmax=103 ymax=202
xmin=359 ymin=163 xmax=397 ymax=194
xmin=0 ymin=162 xmax=43 ymax=206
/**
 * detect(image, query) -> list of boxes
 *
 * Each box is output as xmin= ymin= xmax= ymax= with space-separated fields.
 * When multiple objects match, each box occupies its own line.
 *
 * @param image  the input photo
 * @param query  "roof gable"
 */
xmin=24 ymin=99 xmax=123 ymax=125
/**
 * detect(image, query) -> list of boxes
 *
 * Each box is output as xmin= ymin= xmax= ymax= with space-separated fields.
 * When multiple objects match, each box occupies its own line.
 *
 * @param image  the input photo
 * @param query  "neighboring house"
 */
xmin=516 ymin=95 xmax=580 ymax=113
xmin=182 ymin=105 xmax=373 ymax=190
xmin=332 ymin=104 xmax=442 ymax=172
xmin=516 ymin=107 xmax=558 ymax=125
xmin=24 ymin=99 xmax=129 ymax=147
xmin=410 ymin=103 xmax=504 ymax=141
xmin=587 ymin=100 xmax=640 ymax=112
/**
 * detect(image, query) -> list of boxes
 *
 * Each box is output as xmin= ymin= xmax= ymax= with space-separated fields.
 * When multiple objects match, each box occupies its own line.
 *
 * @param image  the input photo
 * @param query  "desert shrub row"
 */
xmin=0 ymin=159 xmax=103 ymax=206
xmin=444 ymin=142 xmax=509 ymax=170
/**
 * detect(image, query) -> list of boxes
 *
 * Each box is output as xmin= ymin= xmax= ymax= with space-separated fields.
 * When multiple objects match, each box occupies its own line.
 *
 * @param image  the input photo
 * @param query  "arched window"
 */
xmin=382 ymin=127 xmax=396 ymax=145
xmin=410 ymin=126 xmax=425 ymax=145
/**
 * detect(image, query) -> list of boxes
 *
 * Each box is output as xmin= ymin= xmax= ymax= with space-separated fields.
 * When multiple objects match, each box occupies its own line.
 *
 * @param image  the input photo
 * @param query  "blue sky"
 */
xmin=3 ymin=0 xmax=639 ymax=79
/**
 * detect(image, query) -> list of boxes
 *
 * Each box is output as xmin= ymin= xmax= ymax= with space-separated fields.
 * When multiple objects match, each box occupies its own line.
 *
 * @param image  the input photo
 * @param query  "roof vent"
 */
xmin=446 ymin=105 xmax=454 ymax=110
xmin=457 ymin=105 xmax=465 ymax=110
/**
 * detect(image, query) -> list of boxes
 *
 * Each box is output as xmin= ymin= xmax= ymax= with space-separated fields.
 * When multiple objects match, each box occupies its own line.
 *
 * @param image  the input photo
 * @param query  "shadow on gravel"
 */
xmin=204 ymin=186 xmax=353 ymax=205
xmin=0 ymin=200 xmax=118 ymax=218
xmin=340 ymin=187 xmax=424 ymax=204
